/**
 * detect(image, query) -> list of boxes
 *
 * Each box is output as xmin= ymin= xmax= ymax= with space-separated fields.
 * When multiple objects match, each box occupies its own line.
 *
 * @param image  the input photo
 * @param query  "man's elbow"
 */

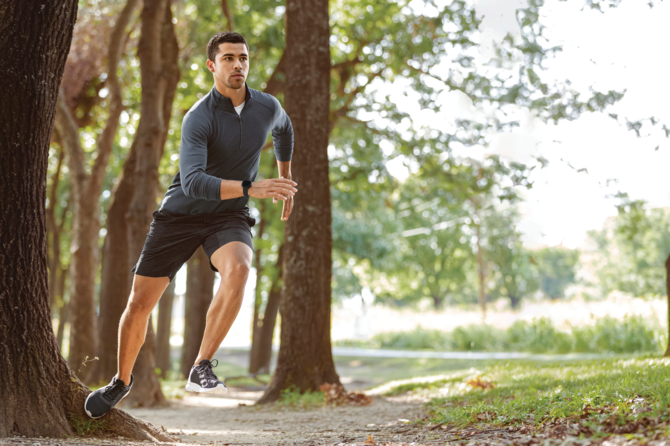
xmin=181 ymin=175 xmax=198 ymax=198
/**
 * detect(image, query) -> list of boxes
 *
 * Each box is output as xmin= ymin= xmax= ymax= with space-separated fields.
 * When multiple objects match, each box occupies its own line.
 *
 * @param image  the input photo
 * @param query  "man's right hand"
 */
xmin=248 ymin=178 xmax=298 ymax=201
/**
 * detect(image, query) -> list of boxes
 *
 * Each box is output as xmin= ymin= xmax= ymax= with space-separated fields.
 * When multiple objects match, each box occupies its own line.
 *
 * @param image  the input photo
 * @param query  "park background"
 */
xmin=3 ymin=0 xmax=670 ymax=443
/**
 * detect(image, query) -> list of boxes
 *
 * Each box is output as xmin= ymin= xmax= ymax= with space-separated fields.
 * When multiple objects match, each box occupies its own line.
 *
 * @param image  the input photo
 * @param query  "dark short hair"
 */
xmin=207 ymin=32 xmax=248 ymax=62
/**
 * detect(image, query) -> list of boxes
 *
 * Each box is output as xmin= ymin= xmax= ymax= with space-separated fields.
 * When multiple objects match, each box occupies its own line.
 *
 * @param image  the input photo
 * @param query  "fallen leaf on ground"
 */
xmin=466 ymin=376 xmax=495 ymax=390
xmin=320 ymin=383 xmax=373 ymax=406
xmin=364 ymin=435 xmax=375 ymax=444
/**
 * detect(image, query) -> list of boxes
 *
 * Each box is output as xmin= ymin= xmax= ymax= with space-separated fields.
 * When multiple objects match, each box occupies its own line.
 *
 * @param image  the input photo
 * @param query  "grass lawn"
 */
xmin=376 ymin=355 xmax=670 ymax=439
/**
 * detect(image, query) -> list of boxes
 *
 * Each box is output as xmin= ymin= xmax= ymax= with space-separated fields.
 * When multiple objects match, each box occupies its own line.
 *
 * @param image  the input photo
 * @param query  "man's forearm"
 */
xmin=278 ymin=160 xmax=292 ymax=179
xmin=218 ymin=160 xmax=292 ymax=200
xmin=219 ymin=179 xmax=246 ymax=200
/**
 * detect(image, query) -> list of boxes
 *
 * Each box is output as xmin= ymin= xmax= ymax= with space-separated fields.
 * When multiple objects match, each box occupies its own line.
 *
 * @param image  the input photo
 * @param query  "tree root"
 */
xmin=64 ymin=368 xmax=177 ymax=442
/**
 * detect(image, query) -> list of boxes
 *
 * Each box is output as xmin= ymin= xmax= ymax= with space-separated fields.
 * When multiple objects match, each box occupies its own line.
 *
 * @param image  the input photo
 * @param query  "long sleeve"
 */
xmin=179 ymin=111 xmax=222 ymax=201
xmin=271 ymin=97 xmax=294 ymax=162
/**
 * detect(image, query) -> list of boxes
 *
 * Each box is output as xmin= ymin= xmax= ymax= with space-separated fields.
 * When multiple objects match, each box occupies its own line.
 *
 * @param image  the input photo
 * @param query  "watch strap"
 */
xmin=242 ymin=180 xmax=252 ymax=197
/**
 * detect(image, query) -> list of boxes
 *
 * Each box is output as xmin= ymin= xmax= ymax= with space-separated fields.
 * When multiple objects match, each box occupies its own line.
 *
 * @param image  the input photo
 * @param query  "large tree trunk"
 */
xmin=156 ymin=279 xmax=176 ymax=378
xmin=0 ymin=0 xmax=78 ymax=433
xmin=249 ymin=243 xmax=284 ymax=374
xmin=664 ymin=253 xmax=670 ymax=357
xmin=181 ymin=248 xmax=216 ymax=378
xmin=123 ymin=0 xmax=179 ymax=407
xmin=258 ymin=0 xmax=339 ymax=403
xmin=0 ymin=1 xmax=173 ymax=440
xmin=53 ymin=0 xmax=140 ymax=383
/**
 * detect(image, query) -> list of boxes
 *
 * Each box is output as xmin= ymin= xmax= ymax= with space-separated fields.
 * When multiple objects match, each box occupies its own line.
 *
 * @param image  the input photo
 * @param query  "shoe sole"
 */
xmin=185 ymin=381 xmax=228 ymax=394
xmin=84 ymin=383 xmax=133 ymax=419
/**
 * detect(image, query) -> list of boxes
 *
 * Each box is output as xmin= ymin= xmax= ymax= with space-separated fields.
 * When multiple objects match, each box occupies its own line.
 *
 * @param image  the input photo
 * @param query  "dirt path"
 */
xmin=3 ymin=389 xmax=664 ymax=445
xmin=125 ymin=389 xmax=427 ymax=445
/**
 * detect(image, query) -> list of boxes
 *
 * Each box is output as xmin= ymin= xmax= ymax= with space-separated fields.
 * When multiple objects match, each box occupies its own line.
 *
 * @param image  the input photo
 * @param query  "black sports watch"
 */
xmin=242 ymin=180 xmax=252 ymax=197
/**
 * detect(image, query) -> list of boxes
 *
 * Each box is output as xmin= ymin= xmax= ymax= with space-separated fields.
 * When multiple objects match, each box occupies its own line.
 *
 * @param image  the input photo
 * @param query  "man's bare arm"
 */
xmin=219 ymin=172 xmax=297 ymax=201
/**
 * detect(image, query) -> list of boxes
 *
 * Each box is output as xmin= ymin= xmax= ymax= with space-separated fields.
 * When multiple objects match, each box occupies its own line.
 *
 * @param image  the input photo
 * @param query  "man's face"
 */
xmin=207 ymin=42 xmax=249 ymax=89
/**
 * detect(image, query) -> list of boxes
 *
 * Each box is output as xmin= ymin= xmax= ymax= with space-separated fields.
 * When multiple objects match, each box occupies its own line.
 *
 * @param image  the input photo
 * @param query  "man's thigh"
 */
xmin=131 ymin=209 xmax=204 ymax=282
xmin=208 ymin=241 xmax=253 ymax=277
xmin=203 ymin=223 xmax=254 ymax=275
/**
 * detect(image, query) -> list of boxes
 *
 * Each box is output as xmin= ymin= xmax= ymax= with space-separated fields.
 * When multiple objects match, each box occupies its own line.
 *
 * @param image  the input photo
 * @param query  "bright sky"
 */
xmin=173 ymin=0 xmax=670 ymax=315
xmin=384 ymin=0 xmax=670 ymax=249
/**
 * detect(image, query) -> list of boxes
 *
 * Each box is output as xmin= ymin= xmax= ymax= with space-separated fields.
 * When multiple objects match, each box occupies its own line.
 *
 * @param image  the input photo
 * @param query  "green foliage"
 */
xmin=276 ymin=386 xmax=326 ymax=409
xmin=160 ymin=379 xmax=187 ymax=400
xmin=588 ymin=199 xmax=670 ymax=297
xmin=336 ymin=315 xmax=664 ymax=354
xmin=531 ymin=247 xmax=580 ymax=299
xmin=69 ymin=412 xmax=110 ymax=436
xmin=425 ymin=357 xmax=670 ymax=429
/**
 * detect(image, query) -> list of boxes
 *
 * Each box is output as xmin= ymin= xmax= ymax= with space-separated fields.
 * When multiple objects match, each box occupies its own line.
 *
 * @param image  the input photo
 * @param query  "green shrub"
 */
xmin=334 ymin=314 xmax=664 ymax=354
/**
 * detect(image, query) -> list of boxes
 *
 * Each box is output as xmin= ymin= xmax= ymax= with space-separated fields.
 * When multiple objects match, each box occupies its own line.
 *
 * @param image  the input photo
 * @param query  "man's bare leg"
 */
xmin=116 ymin=274 xmax=170 ymax=384
xmin=194 ymin=241 xmax=253 ymax=364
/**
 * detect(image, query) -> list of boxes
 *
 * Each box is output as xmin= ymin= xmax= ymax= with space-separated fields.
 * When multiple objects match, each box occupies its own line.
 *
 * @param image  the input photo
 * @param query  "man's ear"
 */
xmin=206 ymin=59 xmax=215 ymax=73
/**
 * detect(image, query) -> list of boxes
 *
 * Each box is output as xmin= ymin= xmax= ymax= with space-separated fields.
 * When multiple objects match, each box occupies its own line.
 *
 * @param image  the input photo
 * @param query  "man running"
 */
xmin=85 ymin=31 xmax=297 ymax=418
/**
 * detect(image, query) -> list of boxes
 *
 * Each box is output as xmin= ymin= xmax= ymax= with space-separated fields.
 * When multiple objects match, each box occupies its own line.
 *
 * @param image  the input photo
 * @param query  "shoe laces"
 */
xmin=103 ymin=377 xmax=127 ymax=401
xmin=197 ymin=359 xmax=220 ymax=382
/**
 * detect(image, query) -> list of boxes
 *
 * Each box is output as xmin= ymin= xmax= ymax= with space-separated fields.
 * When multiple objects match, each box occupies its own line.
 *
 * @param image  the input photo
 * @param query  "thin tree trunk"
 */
xmin=249 ymin=242 xmax=284 ymax=374
xmin=476 ymin=220 xmax=486 ymax=321
xmin=56 ymin=275 xmax=70 ymax=353
xmin=249 ymin=201 xmax=268 ymax=373
xmin=96 ymin=146 xmax=137 ymax=381
xmin=156 ymin=279 xmax=176 ymax=378
xmin=258 ymin=0 xmax=339 ymax=403
xmin=181 ymin=247 xmax=215 ymax=378
xmin=96 ymin=0 xmax=179 ymax=389
xmin=664 ymin=253 xmax=670 ymax=357
xmin=53 ymin=0 xmax=139 ymax=383
xmin=47 ymin=147 xmax=65 ymax=313
xmin=0 ymin=1 xmax=172 ymax=439
xmin=221 ymin=0 xmax=234 ymax=31
xmin=124 ymin=0 xmax=179 ymax=407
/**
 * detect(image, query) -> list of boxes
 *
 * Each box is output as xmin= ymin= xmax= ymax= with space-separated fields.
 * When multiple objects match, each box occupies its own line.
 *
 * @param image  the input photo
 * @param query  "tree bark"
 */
xmin=258 ymin=0 xmax=339 ymax=403
xmin=156 ymin=279 xmax=176 ymax=378
xmin=53 ymin=0 xmax=140 ymax=383
xmin=664 ymin=253 xmax=670 ymax=357
xmin=123 ymin=0 xmax=179 ymax=407
xmin=0 ymin=1 xmax=173 ymax=440
xmin=249 ymin=242 xmax=284 ymax=374
xmin=181 ymin=247 xmax=215 ymax=378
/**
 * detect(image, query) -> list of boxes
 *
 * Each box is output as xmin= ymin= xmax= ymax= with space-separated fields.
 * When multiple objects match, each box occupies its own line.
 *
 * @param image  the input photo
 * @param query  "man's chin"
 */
xmin=226 ymin=78 xmax=245 ymax=89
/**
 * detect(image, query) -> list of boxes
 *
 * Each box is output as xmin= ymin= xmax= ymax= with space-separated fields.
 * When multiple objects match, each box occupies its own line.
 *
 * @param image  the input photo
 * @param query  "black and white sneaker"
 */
xmin=185 ymin=359 xmax=227 ymax=394
xmin=84 ymin=374 xmax=133 ymax=419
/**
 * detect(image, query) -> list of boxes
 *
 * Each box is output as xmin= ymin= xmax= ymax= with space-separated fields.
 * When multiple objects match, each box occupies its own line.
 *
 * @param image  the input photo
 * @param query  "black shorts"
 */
xmin=131 ymin=207 xmax=255 ymax=282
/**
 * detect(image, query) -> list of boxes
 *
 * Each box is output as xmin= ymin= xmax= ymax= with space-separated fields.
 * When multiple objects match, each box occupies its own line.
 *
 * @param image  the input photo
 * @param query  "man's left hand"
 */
xmin=280 ymin=194 xmax=293 ymax=221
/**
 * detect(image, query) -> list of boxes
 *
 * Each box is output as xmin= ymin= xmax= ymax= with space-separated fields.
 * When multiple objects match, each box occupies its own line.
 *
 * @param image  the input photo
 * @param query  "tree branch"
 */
xmin=90 ymin=0 xmax=140 ymax=198
xmin=329 ymin=70 xmax=383 ymax=135
xmin=263 ymin=50 xmax=286 ymax=97
xmin=221 ymin=0 xmax=234 ymax=31
xmin=54 ymin=88 xmax=88 ymax=201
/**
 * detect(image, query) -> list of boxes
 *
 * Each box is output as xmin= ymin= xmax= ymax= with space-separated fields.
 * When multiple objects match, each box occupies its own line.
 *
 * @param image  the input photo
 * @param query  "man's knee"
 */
xmin=221 ymin=261 xmax=251 ymax=280
xmin=125 ymin=275 xmax=169 ymax=318
xmin=126 ymin=295 xmax=154 ymax=318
